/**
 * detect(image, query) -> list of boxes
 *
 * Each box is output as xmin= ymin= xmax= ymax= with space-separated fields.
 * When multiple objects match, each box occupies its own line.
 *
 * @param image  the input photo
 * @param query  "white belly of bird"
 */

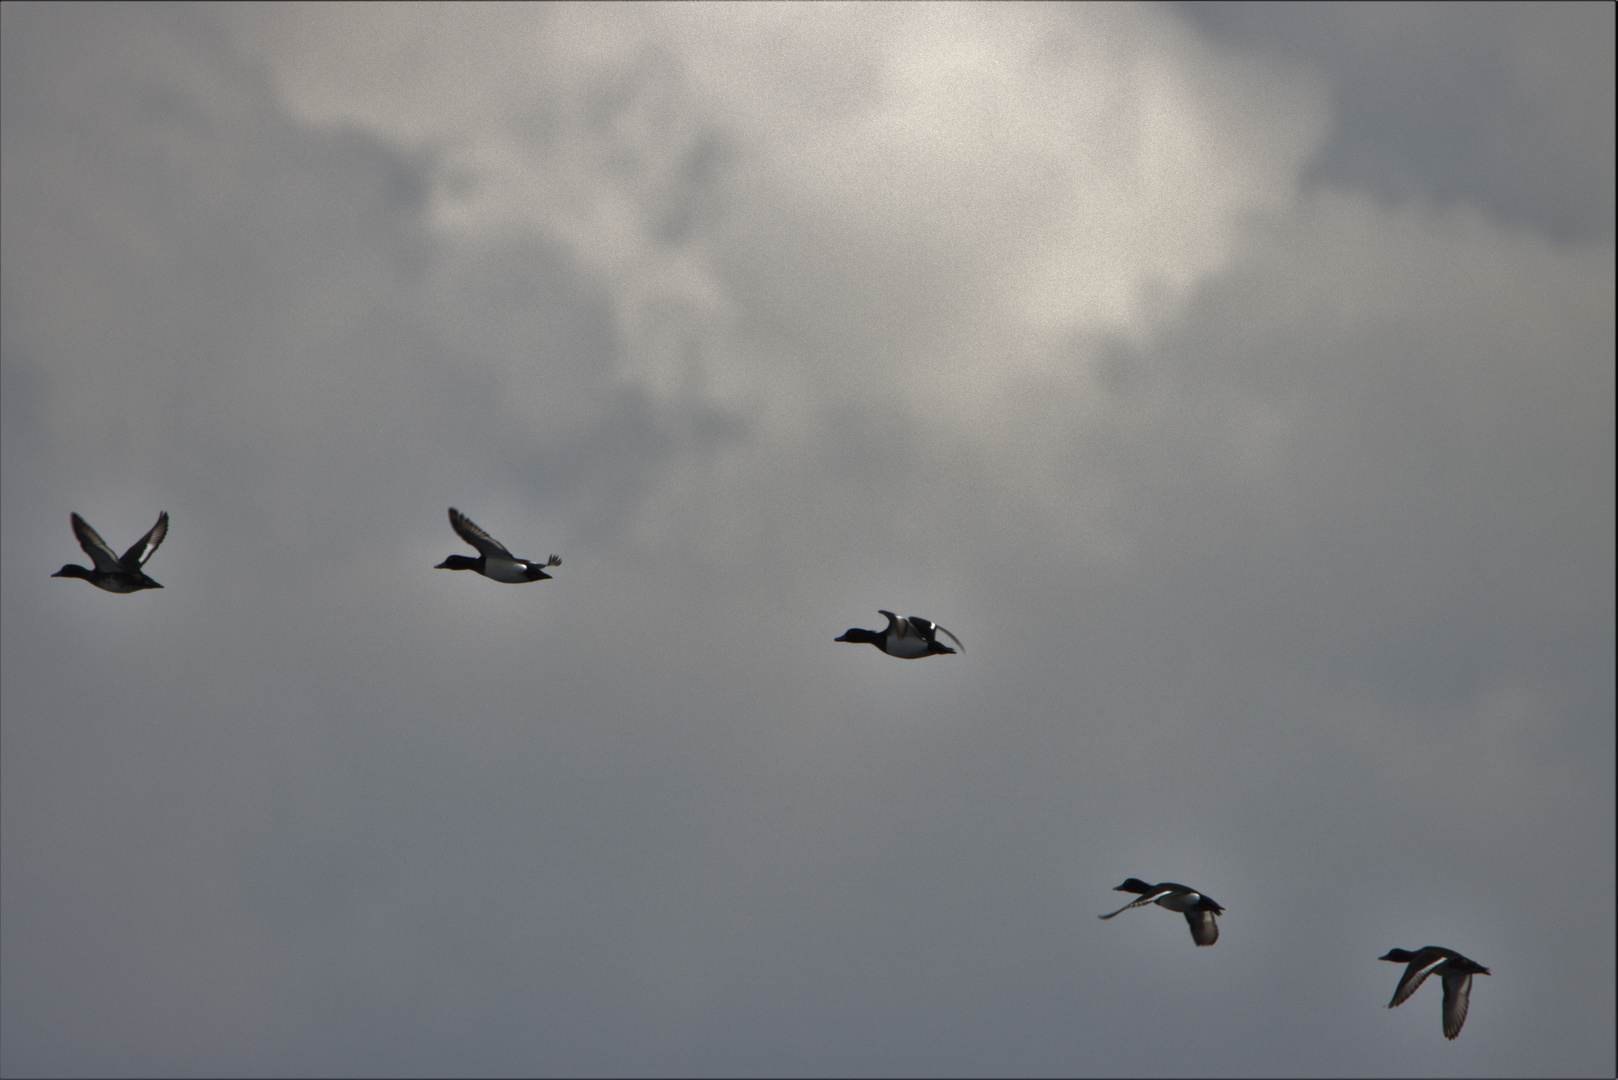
xmin=483 ymin=557 xmax=531 ymax=583
xmin=885 ymin=632 xmax=930 ymax=658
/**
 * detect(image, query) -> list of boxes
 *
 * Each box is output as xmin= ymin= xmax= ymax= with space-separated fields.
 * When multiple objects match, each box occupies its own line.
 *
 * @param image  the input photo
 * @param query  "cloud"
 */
xmin=1183 ymin=0 xmax=1617 ymax=241
xmin=227 ymin=5 xmax=1328 ymax=438
xmin=3 ymin=4 xmax=1611 ymax=1075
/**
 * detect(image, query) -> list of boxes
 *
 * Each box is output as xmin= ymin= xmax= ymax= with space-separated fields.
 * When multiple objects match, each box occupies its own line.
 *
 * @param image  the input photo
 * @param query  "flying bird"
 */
xmin=1098 ymin=879 xmax=1223 ymax=946
xmin=835 ymin=610 xmax=962 ymax=658
xmin=52 ymin=512 xmax=168 ymax=593
xmin=1379 ymin=946 xmax=1490 ymax=1039
xmin=435 ymin=507 xmax=561 ymax=583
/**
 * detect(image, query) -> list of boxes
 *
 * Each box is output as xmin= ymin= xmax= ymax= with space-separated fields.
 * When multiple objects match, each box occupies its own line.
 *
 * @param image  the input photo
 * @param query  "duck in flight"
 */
xmin=52 ymin=511 xmax=169 ymax=593
xmin=435 ymin=507 xmax=561 ymax=583
xmin=836 ymin=610 xmax=962 ymax=658
xmin=1099 ymin=879 xmax=1223 ymax=946
xmin=1379 ymin=946 xmax=1490 ymax=1040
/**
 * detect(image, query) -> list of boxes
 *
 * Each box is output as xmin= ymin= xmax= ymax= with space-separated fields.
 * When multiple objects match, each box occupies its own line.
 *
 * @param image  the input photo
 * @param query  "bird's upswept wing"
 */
xmin=119 ymin=512 xmax=168 ymax=569
xmin=448 ymin=508 xmax=514 ymax=560
xmin=923 ymin=619 xmax=964 ymax=654
xmin=878 ymin=610 xmax=909 ymax=639
xmin=70 ymin=514 xmax=125 ymax=574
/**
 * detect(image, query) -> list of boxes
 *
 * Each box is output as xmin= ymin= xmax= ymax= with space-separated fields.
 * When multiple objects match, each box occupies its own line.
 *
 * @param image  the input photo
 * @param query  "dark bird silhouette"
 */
xmin=435 ymin=507 xmax=561 ymax=582
xmin=52 ymin=512 xmax=168 ymax=592
xmin=1099 ymin=878 xmax=1223 ymax=946
xmin=1380 ymin=946 xmax=1490 ymax=1039
xmin=835 ymin=610 xmax=962 ymax=658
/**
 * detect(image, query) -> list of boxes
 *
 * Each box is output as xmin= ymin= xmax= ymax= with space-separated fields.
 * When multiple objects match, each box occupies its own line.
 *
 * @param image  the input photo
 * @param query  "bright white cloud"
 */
xmin=226 ymin=4 xmax=1327 ymax=430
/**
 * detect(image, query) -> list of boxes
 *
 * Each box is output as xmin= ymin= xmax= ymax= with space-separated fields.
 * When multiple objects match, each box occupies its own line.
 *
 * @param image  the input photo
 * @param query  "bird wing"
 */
xmin=1440 ymin=973 xmax=1473 ymax=1040
xmin=1388 ymin=954 xmax=1446 ymax=1008
xmin=70 ymin=514 xmax=125 ymax=574
xmin=1098 ymin=888 xmax=1172 ymax=919
xmin=1185 ymin=909 xmax=1219 ymax=946
xmin=898 ymin=616 xmax=964 ymax=653
xmin=449 ymin=508 xmax=512 ymax=560
xmin=930 ymin=622 xmax=964 ymax=653
xmin=119 ymin=512 xmax=168 ymax=569
xmin=878 ymin=610 xmax=909 ymax=639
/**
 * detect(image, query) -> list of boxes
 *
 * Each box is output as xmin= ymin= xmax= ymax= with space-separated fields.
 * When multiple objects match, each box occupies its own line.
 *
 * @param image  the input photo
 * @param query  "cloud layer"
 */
xmin=3 ymin=4 xmax=1612 ymax=1076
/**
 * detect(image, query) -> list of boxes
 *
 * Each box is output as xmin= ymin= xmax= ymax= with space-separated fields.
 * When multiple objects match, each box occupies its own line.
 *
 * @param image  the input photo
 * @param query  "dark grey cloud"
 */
xmin=3 ymin=4 xmax=1611 ymax=1077
xmin=1181 ymin=1 xmax=1617 ymax=241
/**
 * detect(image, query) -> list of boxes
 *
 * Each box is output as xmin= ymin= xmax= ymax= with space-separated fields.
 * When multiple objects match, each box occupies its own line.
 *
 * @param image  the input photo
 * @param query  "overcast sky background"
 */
xmin=2 ymin=3 xmax=1612 ymax=1076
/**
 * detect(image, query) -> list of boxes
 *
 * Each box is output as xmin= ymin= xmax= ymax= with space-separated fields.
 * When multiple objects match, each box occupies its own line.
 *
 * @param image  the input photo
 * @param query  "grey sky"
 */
xmin=2 ymin=3 xmax=1612 ymax=1076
